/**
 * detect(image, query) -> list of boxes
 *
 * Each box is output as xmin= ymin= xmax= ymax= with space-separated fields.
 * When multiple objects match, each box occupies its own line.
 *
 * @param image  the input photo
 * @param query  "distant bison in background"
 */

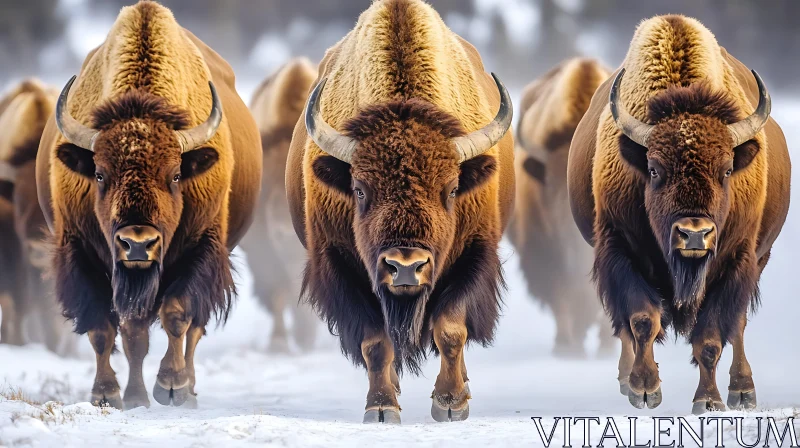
xmin=37 ymin=1 xmax=261 ymax=409
xmin=240 ymin=57 xmax=319 ymax=353
xmin=287 ymin=0 xmax=514 ymax=423
xmin=568 ymin=15 xmax=790 ymax=413
xmin=0 ymin=79 xmax=76 ymax=355
xmin=507 ymin=58 xmax=613 ymax=358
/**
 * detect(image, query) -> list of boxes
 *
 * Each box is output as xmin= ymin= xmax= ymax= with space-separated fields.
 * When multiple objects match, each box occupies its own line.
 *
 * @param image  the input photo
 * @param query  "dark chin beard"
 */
xmin=375 ymin=284 xmax=432 ymax=376
xmin=669 ymin=253 xmax=710 ymax=310
xmin=112 ymin=261 xmax=162 ymax=320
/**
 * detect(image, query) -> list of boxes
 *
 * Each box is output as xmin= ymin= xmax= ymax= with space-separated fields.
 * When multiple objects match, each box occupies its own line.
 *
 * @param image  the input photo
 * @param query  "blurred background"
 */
xmin=0 ymin=0 xmax=799 ymax=422
xmin=2 ymin=0 xmax=800 ymax=95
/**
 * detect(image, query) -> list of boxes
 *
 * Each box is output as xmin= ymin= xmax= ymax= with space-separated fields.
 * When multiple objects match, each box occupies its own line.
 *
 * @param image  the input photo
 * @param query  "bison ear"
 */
xmin=618 ymin=136 xmax=649 ymax=178
xmin=312 ymin=155 xmax=352 ymax=196
xmin=56 ymin=143 xmax=96 ymax=178
xmin=522 ymin=156 xmax=546 ymax=183
xmin=181 ymin=147 xmax=219 ymax=180
xmin=733 ymin=140 xmax=760 ymax=172
xmin=458 ymin=154 xmax=497 ymax=196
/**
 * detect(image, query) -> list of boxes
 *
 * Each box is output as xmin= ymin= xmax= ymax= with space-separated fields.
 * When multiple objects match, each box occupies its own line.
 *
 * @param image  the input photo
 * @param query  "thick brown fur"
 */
xmin=35 ymin=1 xmax=261 ymax=407
xmin=286 ymin=0 xmax=514 ymax=375
xmin=507 ymin=58 xmax=613 ymax=357
xmin=567 ymin=15 xmax=790 ymax=409
xmin=0 ymin=80 xmax=75 ymax=353
xmin=239 ymin=58 xmax=319 ymax=352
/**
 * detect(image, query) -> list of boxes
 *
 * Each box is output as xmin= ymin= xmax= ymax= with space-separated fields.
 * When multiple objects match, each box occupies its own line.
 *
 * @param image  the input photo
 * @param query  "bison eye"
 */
xmin=725 ymin=168 xmax=733 ymax=178
xmin=449 ymin=187 xmax=458 ymax=198
xmin=95 ymin=173 xmax=104 ymax=182
xmin=354 ymin=188 xmax=365 ymax=200
xmin=648 ymin=167 xmax=659 ymax=178
xmin=173 ymin=173 xmax=181 ymax=183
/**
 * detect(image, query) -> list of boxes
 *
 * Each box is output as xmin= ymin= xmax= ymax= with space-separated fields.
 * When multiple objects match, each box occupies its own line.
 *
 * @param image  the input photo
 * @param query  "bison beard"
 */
xmin=376 ymin=284 xmax=432 ymax=375
xmin=112 ymin=262 xmax=162 ymax=320
xmin=668 ymin=253 xmax=710 ymax=311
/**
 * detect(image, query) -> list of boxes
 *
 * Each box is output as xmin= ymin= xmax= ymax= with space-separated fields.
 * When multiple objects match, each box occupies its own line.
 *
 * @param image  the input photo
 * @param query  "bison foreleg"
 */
xmin=361 ymin=328 xmax=401 ymax=424
xmin=153 ymin=295 xmax=193 ymax=407
xmin=593 ymin=224 xmax=664 ymax=409
xmin=691 ymin=249 xmax=758 ymax=414
xmin=88 ymin=320 xmax=123 ymax=409
xmin=431 ymin=305 xmax=470 ymax=422
xmin=120 ymin=319 xmax=150 ymax=409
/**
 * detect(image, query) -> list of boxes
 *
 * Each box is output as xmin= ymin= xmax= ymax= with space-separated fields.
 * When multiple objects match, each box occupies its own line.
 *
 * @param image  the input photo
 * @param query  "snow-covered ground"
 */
xmin=2 ymin=45 xmax=800 ymax=448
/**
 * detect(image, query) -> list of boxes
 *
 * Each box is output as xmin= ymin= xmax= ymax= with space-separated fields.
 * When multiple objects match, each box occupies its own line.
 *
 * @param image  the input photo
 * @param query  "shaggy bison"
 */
xmin=568 ymin=15 xmax=790 ymax=413
xmin=240 ymin=58 xmax=319 ymax=353
xmin=507 ymin=58 xmax=614 ymax=358
xmin=287 ymin=0 xmax=514 ymax=423
xmin=37 ymin=1 xmax=261 ymax=409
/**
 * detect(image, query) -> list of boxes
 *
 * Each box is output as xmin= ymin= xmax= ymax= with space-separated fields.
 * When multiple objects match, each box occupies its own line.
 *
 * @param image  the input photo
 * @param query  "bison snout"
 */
xmin=671 ymin=218 xmax=716 ymax=257
xmin=378 ymin=247 xmax=433 ymax=288
xmin=115 ymin=225 xmax=162 ymax=266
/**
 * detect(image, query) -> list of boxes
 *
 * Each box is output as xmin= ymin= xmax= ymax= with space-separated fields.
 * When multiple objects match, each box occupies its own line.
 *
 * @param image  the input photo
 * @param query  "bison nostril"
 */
xmin=415 ymin=259 xmax=429 ymax=273
xmin=146 ymin=238 xmax=159 ymax=250
xmin=677 ymin=229 xmax=690 ymax=241
xmin=384 ymin=259 xmax=398 ymax=277
xmin=118 ymin=236 xmax=131 ymax=252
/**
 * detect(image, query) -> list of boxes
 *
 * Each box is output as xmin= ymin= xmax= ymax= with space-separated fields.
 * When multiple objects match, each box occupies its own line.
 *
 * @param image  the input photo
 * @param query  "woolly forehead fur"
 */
xmin=518 ymin=58 xmax=609 ymax=152
xmin=311 ymin=0 xmax=494 ymax=136
xmin=593 ymin=14 xmax=768 ymax=218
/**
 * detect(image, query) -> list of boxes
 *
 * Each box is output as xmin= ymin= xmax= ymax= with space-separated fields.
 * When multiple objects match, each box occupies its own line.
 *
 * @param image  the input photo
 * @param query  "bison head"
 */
xmin=54 ymin=76 xmax=222 ymax=318
xmin=305 ymin=75 xmax=511 ymax=361
xmin=611 ymin=69 xmax=770 ymax=307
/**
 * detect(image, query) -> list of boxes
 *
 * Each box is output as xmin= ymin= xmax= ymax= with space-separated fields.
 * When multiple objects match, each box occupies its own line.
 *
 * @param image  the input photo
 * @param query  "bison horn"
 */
xmin=609 ymin=68 xmax=654 ymax=148
xmin=0 ymin=162 xmax=15 ymax=182
xmin=452 ymin=73 xmax=514 ymax=162
xmin=304 ymin=78 xmax=357 ymax=164
xmin=727 ymin=70 xmax=771 ymax=147
xmin=56 ymin=75 xmax=100 ymax=151
xmin=175 ymin=81 xmax=223 ymax=152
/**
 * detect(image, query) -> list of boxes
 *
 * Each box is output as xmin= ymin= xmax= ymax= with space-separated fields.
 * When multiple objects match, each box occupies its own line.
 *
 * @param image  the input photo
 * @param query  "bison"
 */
xmin=36 ymin=1 xmax=261 ymax=409
xmin=507 ymin=58 xmax=614 ymax=358
xmin=568 ymin=15 xmax=790 ymax=413
xmin=0 ymin=80 xmax=76 ymax=355
xmin=287 ymin=0 xmax=514 ymax=423
xmin=240 ymin=58 xmax=319 ymax=353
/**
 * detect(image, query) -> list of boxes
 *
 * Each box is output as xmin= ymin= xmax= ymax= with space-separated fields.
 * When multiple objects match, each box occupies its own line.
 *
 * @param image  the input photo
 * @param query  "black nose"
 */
xmin=378 ymin=247 xmax=434 ymax=287
xmin=114 ymin=225 xmax=161 ymax=262
xmin=677 ymin=228 xmax=712 ymax=250
xmin=384 ymin=258 xmax=428 ymax=286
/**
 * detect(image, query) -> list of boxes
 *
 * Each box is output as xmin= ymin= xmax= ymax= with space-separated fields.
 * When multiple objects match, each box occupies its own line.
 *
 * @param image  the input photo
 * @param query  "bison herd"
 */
xmin=0 ymin=0 xmax=790 ymax=423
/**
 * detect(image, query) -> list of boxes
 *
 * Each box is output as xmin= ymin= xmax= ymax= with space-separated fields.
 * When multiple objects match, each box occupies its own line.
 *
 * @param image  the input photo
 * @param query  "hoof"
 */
xmin=692 ymin=399 xmax=726 ymax=415
xmin=92 ymin=392 xmax=123 ymax=410
xmin=431 ymin=399 xmax=470 ymax=422
xmin=363 ymin=407 xmax=401 ymax=424
xmin=152 ymin=382 xmax=193 ymax=407
xmin=628 ymin=387 xmax=662 ymax=409
xmin=123 ymin=393 xmax=150 ymax=410
xmin=727 ymin=390 xmax=756 ymax=411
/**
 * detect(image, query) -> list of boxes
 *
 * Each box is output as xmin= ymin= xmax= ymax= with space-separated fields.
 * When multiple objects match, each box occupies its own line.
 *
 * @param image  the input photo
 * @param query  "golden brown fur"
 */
xmin=568 ymin=15 xmax=790 ymax=412
xmin=286 ymin=0 xmax=513 ymax=421
xmin=507 ymin=58 xmax=612 ymax=357
xmin=35 ymin=1 xmax=261 ymax=409
xmin=0 ymin=80 xmax=75 ymax=354
xmin=240 ymin=58 xmax=319 ymax=352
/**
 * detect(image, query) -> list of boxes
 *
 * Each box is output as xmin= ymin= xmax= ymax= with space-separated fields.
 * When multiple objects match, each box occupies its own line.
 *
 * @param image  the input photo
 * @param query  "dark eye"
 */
xmin=649 ymin=167 xmax=658 ymax=178
xmin=449 ymin=187 xmax=458 ymax=198
xmin=354 ymin=188 xmax=365 ymax=200
xmin=172 ymin=173 xmax=181 ymax=183
xmin=95 ymin=173 xmax=104 ymax=182
xmin=724 ymin=168 xmax=733 ymax=178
